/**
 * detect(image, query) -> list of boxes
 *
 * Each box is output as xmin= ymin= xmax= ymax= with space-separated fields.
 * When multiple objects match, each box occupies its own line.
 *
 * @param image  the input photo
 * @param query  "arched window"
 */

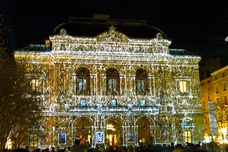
xmin=106 ymin=68 xmax=120 ymax=95
xmin=76 ymin=67 xmax=90 ymax=95
xmin=136 ymin=69 xmax=148 ymax=95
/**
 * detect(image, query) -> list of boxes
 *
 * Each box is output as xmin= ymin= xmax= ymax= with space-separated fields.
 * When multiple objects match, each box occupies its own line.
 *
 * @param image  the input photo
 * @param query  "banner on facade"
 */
xmin=161 ymin=130 xmax=169 ymax=141
xmin=126 ymin=131 xmax=136 ymax=143
xmin=96 ymin=132 xmax=104 ymax=144
xmin=208 ymin=102 xmax=218 ymax=135
xmin=58 ymin=132 xmax=66 ymax=144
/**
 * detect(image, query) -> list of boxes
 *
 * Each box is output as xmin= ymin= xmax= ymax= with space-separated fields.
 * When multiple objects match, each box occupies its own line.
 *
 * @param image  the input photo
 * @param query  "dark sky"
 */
xmin=1 ymin=0 xmax=228 ymax=61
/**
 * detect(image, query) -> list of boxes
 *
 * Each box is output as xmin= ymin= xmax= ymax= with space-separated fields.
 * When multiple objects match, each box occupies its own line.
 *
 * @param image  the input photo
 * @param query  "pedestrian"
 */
xmin=201 ymin=142 xmax=225 ymax=152
xmin=70 ymin=136 xmax=86 ymax=152
xmin=51 ymin=147 xmax=55 ymax=152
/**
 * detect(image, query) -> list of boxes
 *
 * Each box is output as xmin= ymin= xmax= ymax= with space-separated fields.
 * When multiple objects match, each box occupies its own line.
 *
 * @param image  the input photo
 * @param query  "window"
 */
xmin=223 ymin=83 xmax=227 ymax=91
xmin=78 ymin=78 xmax=87 ymax=91
xmin=224 ymin=96 xmax=228 ymax=105
xmin=184 ymin=130 xmax=192 ymax=143
xmin=222 ymin=72 xmax=225 ymax=77
xmin=32 ymin=96 xmax=42 ymax=105
xmin=183 ymin=119 xmax=192 ymax=143
xmin=179 ymin=80 xmax=187 ymax=93
xmin=30 ymin=79 xmax=42 ymax=93
xmin=136 ymin=69 xmax=148 ymax=95
xmin=76 ymin=67 xmax=90 ymax=95
xmin=218 ymin=112 xmax=222 ymax=122
xmin=106 ymin=68 xmax=120 ymax=95
xmin=80 ymin=99 xmax=86 ymax=106
xmin=182 ymin=99 xmax=187 ymax=105
xmin=29 ymin=133 xmax=38 ymax=148
xmin=140 ymin=99 xmax=146 ymax=106
xmin=215 ymin=76 xmax=217 ymax=80
xmin=137 ymin=80 xmax=145 ymax=92
xmin=183 ymin=120 xmax=191 ymax=126
xmin=216 ymin=98 xmax=219 ymax=104
xmin=60 ymin=44 xmax=66 ymax=50
xmin=110 ymin=99 xmax=117 ymax=106
xmin=216 ymin=86 xmax=219 ymax=94
xmin=108 ymin=79 xmax=117 ymax=93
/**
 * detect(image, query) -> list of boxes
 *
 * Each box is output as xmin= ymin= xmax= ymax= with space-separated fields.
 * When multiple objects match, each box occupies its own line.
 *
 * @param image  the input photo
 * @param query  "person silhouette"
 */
xmin=70 ymin=136 xmax=86 ymax=152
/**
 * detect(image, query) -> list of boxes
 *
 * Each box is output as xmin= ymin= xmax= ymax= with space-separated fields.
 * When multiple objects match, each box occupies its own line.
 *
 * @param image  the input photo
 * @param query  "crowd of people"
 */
xmin=11 ymin=138 xmax=228 ymax=152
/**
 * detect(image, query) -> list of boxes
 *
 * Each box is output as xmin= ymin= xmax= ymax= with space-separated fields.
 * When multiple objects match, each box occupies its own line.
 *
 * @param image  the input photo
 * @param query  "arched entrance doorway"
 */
xmin=137 ymin=116 xmax=151 ymax=146
xmin=106 ymin=118 xmax=122 ymax=147
xmin=74 ymin=117 xmax=92 ymax=146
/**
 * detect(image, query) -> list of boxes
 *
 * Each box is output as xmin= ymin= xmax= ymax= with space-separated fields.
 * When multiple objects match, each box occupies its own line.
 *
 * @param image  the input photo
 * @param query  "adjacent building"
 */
xmin=14 ymin=17 xmax=204 ymax=149
xmin=201 ymin=65 xmax=228 ymax=143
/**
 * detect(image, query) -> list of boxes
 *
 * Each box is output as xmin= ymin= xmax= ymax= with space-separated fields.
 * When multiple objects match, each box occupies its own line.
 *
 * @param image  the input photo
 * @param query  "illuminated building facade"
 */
xmin=14 ymin=18 xmax=204 ymax=148
xmin=201 ymin=65 xmax=228 ymax=143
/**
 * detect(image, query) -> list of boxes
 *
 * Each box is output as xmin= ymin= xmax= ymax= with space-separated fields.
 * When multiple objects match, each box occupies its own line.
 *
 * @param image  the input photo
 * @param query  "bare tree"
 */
xmin=0 ymin=15 xmax=43 ymax=151
xmin=214 ymin=97 xmax=228 ymax=141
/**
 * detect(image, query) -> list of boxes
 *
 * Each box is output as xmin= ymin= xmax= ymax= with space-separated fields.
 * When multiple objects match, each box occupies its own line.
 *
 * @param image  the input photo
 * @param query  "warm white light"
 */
xmin=179 ymin=80 xmax=187 ymax=93
xmin=13 ymin=26 xmax=202 ymax=147
xmin=225 ymin=36 xmax=228 ymax=42
xmin=221 ymin=127 xmax=227 ymax=135
xmin=107 ymin=124 xmax=116 ymax=131
xmin=221 ymin=127 xmax=227 ymax=144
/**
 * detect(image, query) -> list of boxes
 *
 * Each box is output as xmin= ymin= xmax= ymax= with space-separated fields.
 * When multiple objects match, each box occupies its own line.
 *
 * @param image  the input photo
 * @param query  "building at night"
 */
xmin=14 ymin=17 xmax=204 ymax=149
xmin=201 ymin=65 xmax=228 ymax=143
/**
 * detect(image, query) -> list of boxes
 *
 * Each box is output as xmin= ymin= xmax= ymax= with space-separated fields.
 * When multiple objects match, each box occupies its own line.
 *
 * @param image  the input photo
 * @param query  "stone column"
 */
xmin=54 ymin=63 xmax=60 ymax=102
xmin=120 ymin=74 xmax=124 ymax=95
xmin=65 ymin=63 xmax=69 ymax=95
xmin=90 ymin=74 xmax=95 ymax=95
xmin=100 ymin=73 xmax=106 ymax=95
xmin=131 ymin=76 xmax=136 ymax=96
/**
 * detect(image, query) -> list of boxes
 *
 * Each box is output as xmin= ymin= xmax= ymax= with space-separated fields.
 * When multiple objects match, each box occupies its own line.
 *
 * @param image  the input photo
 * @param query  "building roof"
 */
xmin=16 ymin=44 xmax=198 ymax=57
xmin=16 ymin=44 xmax=51 ymax=52
xmin=169 ymin=49 xmax=199 ymax=56
xmin=52 ymin=17 xmax=168 ymax=39
xmin=15 ymin=17 xmax=199 ymax=58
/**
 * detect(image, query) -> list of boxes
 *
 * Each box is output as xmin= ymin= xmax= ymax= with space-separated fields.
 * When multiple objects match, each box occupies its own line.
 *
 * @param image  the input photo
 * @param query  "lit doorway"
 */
xmin=75 ymin=117 xmax=92 ymax=146
xmin=106 ymin=119 xmax=122 ymax=147
xmin=137 ymin=117 xmax=151 ymax=146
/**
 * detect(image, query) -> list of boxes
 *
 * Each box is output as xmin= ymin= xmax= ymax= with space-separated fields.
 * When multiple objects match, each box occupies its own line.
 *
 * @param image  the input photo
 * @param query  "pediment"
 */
xmin=96 ymin=26 xmax=129 ymax=43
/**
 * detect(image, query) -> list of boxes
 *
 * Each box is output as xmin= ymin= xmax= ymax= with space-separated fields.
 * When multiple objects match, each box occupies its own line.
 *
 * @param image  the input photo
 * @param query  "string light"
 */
xmin=14 ymin=26 xmax=203 ymax=146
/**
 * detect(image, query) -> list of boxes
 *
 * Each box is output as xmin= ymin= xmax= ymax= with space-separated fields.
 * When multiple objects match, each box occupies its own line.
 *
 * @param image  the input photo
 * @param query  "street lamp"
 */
xmin=221 ymin=127 xmax=227 ymax=143
xmin=225 ymin=36 xmax=228 ymax=42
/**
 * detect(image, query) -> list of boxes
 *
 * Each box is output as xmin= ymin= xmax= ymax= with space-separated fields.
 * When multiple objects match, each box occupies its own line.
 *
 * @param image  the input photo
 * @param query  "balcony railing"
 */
xmin=68 ymin=105 xmax=160 ymax=114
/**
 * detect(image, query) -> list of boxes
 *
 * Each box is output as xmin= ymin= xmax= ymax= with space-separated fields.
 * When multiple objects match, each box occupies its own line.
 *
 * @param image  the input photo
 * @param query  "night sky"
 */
xmin=1 ymin=0 xmax=228 ymax=62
